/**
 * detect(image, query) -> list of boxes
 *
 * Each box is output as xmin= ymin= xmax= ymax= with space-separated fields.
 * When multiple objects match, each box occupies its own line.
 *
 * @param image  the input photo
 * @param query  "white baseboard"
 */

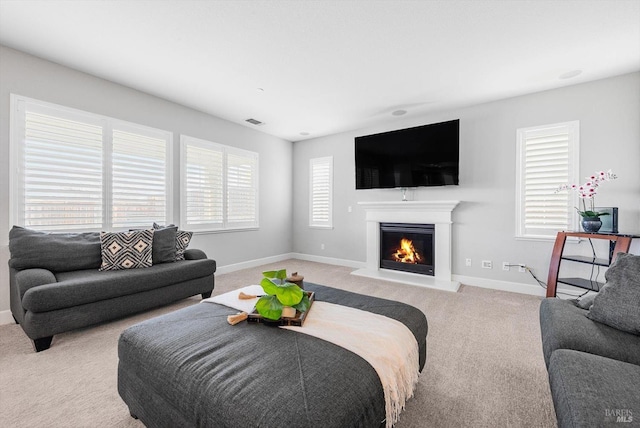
xmin=290 ymin=253 xmax=366 ymax=269
xmin=216 ymin=253 xmax=295 ymax=275
xmin=215 ymin=252 xmax=364 ymax=276
xmin=0 ymin=310 xmax=15 ymax=326
xmin=251 ymin=253 xmax=546 ymax=298
xmin=352 ymin=268 xmax=460 ymax=292
xmin=0 ymin=257 xmax=558 ymax=327
xmin=452 ymin=274 xmax=547 ymax=297
xmin=290 ymin=254 xmax=545 ymax=297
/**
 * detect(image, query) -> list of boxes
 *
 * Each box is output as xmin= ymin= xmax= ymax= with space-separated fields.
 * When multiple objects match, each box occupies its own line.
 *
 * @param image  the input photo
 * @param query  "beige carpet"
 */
xmin=0 ymin=260 xmax=557 ymax=427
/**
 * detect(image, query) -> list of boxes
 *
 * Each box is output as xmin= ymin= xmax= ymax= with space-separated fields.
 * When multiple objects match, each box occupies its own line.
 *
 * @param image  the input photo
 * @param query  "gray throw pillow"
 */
xmin=142 ymin=225 xmax=177 ymax=264
xmin=587 ymin=253 xmax=640 ymax=335
xmin=8 ymin=226 xmax=102 ymax=272
xmin=153 ymin=222 xmax=192 ymax=261
xmin=575 ymin=293 xmax=597 ymax=310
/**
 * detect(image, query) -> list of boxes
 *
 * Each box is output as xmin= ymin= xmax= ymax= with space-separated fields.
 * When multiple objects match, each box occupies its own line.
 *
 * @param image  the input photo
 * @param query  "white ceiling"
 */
xmin=1 ymin=0 xmax=639 ymax=142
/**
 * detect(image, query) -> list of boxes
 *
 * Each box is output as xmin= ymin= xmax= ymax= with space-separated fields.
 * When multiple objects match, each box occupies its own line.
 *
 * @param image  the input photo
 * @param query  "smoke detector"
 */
xmin=245 ymin=118 xmax=265 ymax=126
xmin=559 ymin=70 xmax=582 ymax=80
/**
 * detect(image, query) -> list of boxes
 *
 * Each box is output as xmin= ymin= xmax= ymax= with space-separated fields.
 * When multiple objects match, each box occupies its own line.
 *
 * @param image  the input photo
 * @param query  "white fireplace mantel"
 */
xmin=351 ymin=200 xmax=461 ymax=292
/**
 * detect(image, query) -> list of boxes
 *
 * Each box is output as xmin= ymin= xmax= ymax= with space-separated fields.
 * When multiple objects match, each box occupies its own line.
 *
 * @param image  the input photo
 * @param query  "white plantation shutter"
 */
xmin=111 ymin=125 xmax=170 ymax=228
xmin=182 ymin=138 xmax=224 ymax=227
xmin=11 ymin=95 xmax=172 ymax=231
xmin=309 ymin=156 xmax=333 ymax=228
xmin=181 ymin=135 xmax=258 ymax=230
xmin=227 ymin=149 xmax=258 ymax=227
xmin=516 ymin=121 xmax=579 ymax=239
xmin=21 ymin=109 xmax=103 ymax=230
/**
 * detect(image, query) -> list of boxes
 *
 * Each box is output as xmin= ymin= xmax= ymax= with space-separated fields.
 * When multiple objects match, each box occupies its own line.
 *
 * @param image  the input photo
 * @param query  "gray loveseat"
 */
xmin=9 ymin=226 xmax=216 ymax=352
xmin=539 ymin=252 xmax=640 ymax=427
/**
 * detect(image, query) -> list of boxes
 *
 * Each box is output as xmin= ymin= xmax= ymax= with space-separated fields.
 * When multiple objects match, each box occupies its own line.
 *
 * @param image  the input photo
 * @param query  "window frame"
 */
xmin=309 ymin=156 xmax=334 ymax=229
xmin=10 ymin=94 xmax=173 ymax=232
xmin=180 ymin=134 xmax=259 ymax=232
xmin=515 ymin=120 xmax=580 ymax=241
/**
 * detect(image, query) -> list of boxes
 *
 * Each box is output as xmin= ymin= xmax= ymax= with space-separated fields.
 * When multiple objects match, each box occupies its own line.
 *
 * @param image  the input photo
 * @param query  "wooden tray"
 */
xmin=247 ymin=292 xmax=315 ymax=326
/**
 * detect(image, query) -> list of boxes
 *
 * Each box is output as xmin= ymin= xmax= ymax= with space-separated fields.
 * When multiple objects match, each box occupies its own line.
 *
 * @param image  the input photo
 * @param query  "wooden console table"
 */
xmin=546 ymin=231 xmax=638 ymax=298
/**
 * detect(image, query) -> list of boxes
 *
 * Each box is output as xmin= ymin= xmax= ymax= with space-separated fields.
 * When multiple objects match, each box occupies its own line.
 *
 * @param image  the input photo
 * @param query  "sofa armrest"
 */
xmin=184 ymin=249 xmax=207 ymax=260
xmin=13 ymin=268 xmax=58 ymax=300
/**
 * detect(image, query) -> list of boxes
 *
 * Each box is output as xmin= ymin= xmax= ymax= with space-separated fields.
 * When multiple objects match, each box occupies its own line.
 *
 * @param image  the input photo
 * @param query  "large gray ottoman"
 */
xmin=118 ymin=283 xmax=428 ymax=428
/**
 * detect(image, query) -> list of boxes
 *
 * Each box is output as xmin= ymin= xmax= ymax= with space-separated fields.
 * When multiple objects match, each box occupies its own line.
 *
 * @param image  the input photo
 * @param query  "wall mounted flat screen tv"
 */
xmin=355 ymin=119 xmax=459 ymax=189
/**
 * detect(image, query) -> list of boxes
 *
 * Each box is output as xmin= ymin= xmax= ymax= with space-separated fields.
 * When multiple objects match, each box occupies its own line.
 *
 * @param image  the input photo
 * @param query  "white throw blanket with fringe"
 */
xmin=201 ymin=284 xmax=263 ymax=313
xmin=281 ymin=301 xmax=420 ymax=428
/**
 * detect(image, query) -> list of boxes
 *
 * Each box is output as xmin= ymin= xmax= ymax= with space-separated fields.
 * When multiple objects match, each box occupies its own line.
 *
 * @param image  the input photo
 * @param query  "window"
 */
xmin=309 ymin=156 xmax=333 ymax=228
xmin=516 ymin=121 xmax=579 ymax=239
xmin=10 ymin=95 xmax=172 ymax=231
xmin=180 ymin=135 xmax=258 ymax=231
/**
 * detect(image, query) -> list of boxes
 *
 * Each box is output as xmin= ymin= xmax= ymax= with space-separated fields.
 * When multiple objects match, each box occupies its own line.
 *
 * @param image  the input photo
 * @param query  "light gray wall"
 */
xmin=0 ymin=45 xmax=293 ymax=313
xmin=1 ymin=43 xmax=638 ymax=316
xmin=293 ymin=72 xmax=640 ymax=293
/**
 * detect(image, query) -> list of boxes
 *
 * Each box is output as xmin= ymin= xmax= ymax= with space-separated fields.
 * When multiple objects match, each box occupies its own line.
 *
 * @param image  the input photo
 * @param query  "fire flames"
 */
xmin=393 ymin=238 xmax=422 ymax=264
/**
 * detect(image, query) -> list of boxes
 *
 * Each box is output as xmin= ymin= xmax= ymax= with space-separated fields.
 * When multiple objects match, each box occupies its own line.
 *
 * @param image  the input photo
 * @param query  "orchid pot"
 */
xmin=580 ymin=216 xmax=602 ymax=233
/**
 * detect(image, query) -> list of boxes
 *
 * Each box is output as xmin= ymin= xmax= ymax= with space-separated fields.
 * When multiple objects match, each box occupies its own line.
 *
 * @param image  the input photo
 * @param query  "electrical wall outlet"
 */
xmin=465 ymin=258 xmax=472 ymax=267
xmin=320 ymin=244 xmax=325 ymax=250
xmin=518 ymin=264 xmax=526 ymax=273
xmin=502 ymin=262 xmax=510 ymax=271
xmin=481 ymin=260 xmax=492 ymax=269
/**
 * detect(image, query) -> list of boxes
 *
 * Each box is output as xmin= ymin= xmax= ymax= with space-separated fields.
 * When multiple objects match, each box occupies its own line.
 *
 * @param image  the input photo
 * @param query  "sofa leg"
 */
xmin=33 ymin=336 xmax=53 ymax=352
xmin=12 ymin=315 xmax=19 ymax=325
xmin=202 ymin=291 xmax=212 ymax=299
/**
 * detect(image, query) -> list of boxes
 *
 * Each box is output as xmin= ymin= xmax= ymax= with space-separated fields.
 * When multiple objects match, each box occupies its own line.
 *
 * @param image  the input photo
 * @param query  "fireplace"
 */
xmin=380 ymin=223 xmax=434 ymax=276
xmin=351 ymin=200 xmax=460 ymax=292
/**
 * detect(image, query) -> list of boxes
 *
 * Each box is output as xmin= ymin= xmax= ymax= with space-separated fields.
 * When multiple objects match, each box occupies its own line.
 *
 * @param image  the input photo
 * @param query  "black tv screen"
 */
xmin=355 ymin=119 xmax=459 ymax=189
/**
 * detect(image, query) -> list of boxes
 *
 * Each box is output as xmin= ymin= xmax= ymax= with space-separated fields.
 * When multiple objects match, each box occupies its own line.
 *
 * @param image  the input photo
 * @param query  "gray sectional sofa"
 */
xmin=9 ymin=226 xmax=216 ymax=352
xmin=539 ymin=252 xmax=640 ymax=427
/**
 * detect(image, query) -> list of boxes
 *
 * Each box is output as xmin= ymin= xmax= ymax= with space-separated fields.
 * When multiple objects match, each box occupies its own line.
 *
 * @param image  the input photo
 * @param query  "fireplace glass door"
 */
xmin=380 ymin=223 xmax=435 ymax=276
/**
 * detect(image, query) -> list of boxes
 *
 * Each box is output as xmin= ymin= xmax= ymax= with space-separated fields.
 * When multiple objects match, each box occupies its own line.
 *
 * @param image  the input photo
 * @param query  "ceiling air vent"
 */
xmin=245 ymin=118 xmax=264 ymax=126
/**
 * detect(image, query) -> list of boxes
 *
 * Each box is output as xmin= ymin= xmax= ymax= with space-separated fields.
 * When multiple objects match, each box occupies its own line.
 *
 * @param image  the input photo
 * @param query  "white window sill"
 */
xmin=515 ymin=235 xmax=556 ymax=242
xmin=192 ymin=227 xmax=259 ymax=235
xmin=515 ymin=235 xmax=580 ymax=243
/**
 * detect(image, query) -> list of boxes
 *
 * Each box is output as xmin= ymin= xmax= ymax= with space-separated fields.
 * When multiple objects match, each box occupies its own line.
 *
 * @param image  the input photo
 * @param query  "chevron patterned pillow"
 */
xmin=175 ymin=230 xmax=193 ymax=261
xmin=99 ymin=229 xmax=154 ymax=271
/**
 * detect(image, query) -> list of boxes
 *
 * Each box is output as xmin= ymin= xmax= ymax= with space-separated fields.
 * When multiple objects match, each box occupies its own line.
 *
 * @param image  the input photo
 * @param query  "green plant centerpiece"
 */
xmin=255 ymin=269 xmax=311 ymax=321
